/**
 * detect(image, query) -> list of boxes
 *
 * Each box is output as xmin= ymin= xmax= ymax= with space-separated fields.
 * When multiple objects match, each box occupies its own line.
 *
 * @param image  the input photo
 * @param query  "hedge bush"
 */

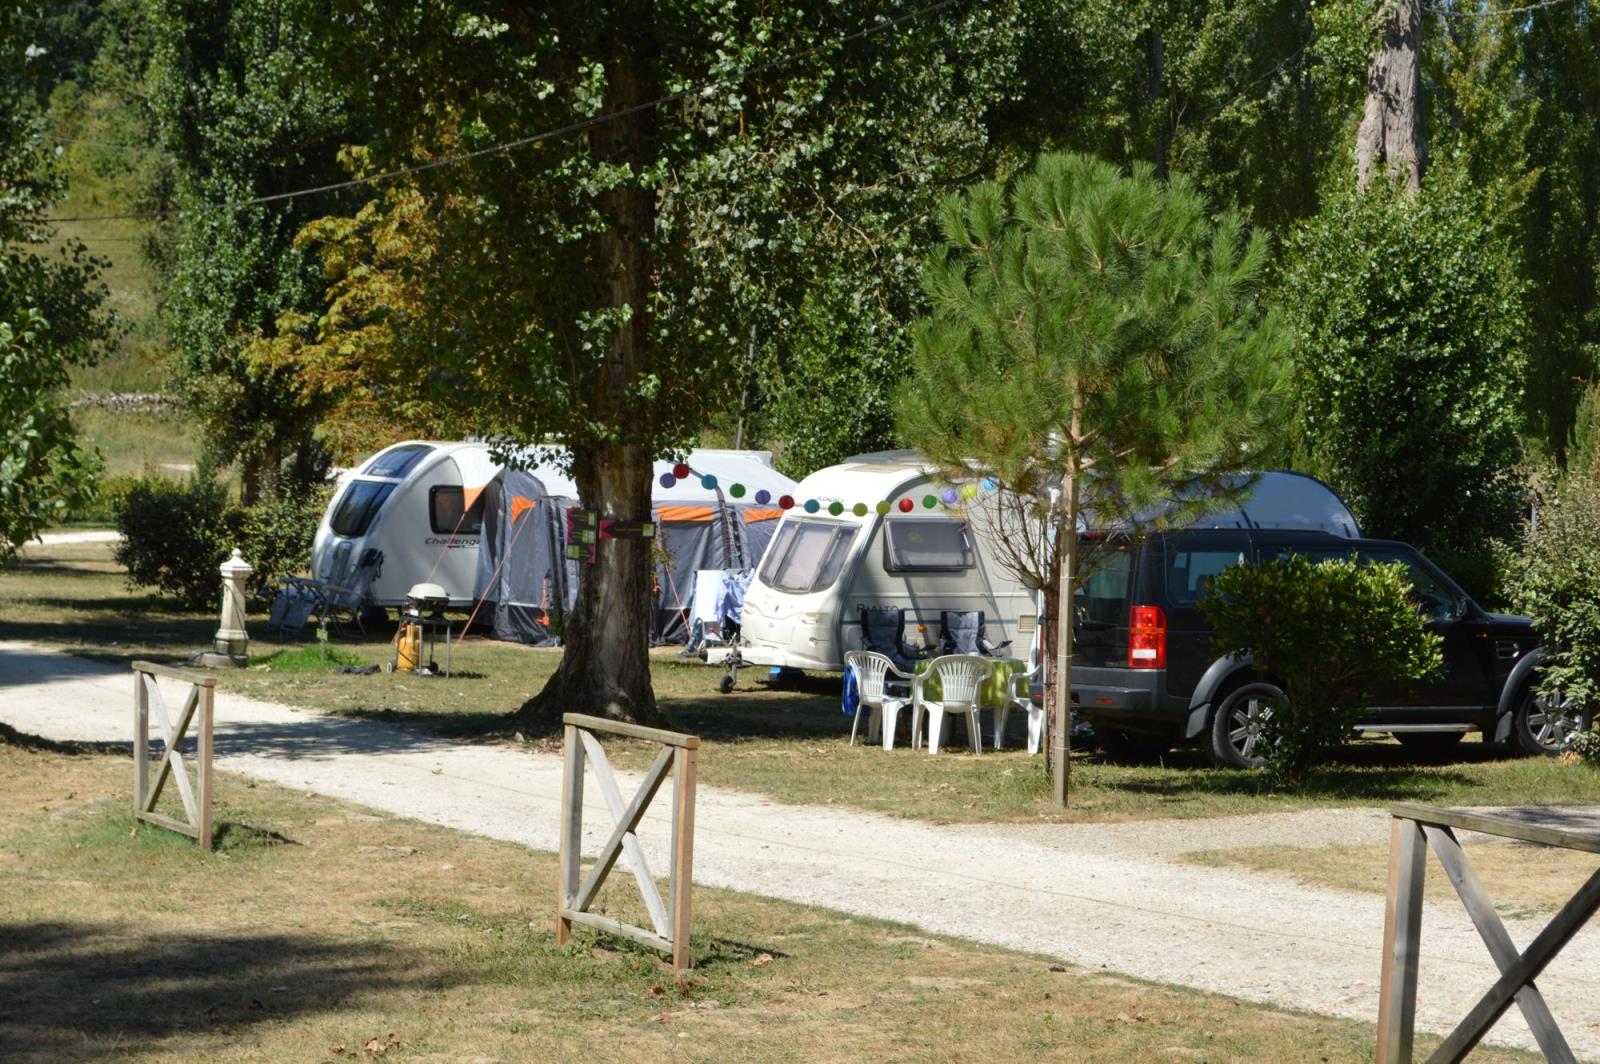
xmin=1202 ymin=554 xmax=1443 ymax=786
xmin=114 ymin=477 xmax=326 ymax=609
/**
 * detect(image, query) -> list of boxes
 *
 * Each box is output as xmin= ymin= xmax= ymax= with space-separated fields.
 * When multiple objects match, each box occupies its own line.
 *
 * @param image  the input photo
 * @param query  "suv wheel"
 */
xmin=1514 ymin=687 xmax=1590 ymax=757
xmin=1209 ymin=682 xmax=1286 ymax=769
xmin=1095 ymin=726 xmax=1171 ymax=764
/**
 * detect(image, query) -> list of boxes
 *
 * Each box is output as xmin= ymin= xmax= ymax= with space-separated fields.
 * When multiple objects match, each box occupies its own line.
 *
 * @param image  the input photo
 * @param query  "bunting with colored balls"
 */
xmin=654 ymin=463 xmax=1000 ymax=516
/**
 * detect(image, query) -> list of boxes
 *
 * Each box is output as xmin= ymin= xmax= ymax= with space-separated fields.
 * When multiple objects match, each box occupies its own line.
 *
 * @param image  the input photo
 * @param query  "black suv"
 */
xmin=1072 ymin=528 xmax=1588 ymax=767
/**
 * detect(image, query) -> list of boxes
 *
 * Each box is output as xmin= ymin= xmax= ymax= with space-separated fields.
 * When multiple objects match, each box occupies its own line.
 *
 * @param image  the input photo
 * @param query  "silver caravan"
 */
xmin=736 ymin=451 xmax=1040 ymax=673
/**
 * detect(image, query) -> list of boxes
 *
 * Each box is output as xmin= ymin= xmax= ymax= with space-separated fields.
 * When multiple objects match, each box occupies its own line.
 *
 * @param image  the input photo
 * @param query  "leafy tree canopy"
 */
xmin=0 ymin=9 xmax=113 ymax=557
xmin=1284 ymin=166 xmax=1527 ymax=575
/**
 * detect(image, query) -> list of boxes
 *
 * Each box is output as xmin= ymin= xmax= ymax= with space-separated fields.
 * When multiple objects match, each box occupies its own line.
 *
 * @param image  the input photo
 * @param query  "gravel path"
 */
xmin=3 ymin=639 xmax=1598 ymax=1058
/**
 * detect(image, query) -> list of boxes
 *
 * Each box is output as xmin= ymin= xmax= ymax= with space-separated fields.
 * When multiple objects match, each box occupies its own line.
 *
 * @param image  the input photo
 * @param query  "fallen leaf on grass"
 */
xmin=751 ymin=952 xmax=772 ymax=968
xmin=330 ymin=1045 xmax=345 ymax=1055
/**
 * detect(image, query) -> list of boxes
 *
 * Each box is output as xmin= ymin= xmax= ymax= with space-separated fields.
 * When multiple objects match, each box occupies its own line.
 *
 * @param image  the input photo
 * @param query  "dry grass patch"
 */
xmin=1182 ymin=840 xmax=1600 ymax=918
xmin=0 ymin=738 xmax=1539 ymax=1063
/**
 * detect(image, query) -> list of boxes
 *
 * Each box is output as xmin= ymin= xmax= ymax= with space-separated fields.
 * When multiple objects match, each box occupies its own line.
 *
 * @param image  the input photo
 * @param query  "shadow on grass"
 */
xmin=0 ymin=922 xmax=448 ymax=1060
xmin=0 ymin=720 xmax=129 ymax=756
xmin=1084 ymin=740 xmax=1528 ymax=805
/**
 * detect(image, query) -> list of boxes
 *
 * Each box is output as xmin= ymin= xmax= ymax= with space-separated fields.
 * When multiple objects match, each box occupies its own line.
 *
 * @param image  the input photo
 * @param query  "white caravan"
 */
xmin=310 ymin=441 xmax=513 ymax=610
xmin=736 ymin=451 xmax=1040 ymax=673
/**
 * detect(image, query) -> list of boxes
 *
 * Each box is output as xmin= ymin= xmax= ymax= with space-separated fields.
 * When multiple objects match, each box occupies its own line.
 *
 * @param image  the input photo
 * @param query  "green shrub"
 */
xmin=1202 ymin=554 xmax=1444 ymax=787
xmin=62 ymin=472 xmax=143 ymax=526
xmin=1571 ymin=727 xmax=1600 ymax=767
xmin=1498 ymin=453 xmax=1600 ymax=714
xmin=240 ymin=485 xmax=329 ymax=594
xmin=114 ymin=477 xmax=243 ymax=609
xmin=114 ymin=477 xmax=328 ymax=609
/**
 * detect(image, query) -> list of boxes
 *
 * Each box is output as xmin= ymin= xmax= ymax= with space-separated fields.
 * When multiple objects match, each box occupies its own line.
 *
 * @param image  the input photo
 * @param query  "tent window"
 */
xmin=883 ymin=519 xmax=973 ymax=572
xmin=363 ymin=443 xmax=433 ymax=479
xmin=760 ymin=519 xmax=857 ymax=594
xmin=330 ymin=480 xmax=397 ymax=537
xmin=429 ymin=486 xmax=484 ymax=535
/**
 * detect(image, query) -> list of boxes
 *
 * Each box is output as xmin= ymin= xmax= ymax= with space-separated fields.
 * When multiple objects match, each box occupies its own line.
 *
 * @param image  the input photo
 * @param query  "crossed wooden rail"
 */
xmin=555 ymin=712 xmax=699 ymax=972
xmin=1377 ymin=802 xmax=1600 ymax=1063
xmin=132 ymin=661 xmax=216 ymax=850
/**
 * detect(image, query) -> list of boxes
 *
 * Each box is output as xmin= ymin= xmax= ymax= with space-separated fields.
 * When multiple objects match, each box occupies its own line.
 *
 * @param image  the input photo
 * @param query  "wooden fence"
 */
xmin=555 ymin=712 xmax=699 ymax=972
xmin=132 ymin=661 xmax=216 ymax=851
xmin=1377 ymin=802 xmax=1600 ymax=1063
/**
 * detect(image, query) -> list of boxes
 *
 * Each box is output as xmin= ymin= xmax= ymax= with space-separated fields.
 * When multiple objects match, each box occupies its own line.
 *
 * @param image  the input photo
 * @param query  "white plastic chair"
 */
xmin=993 ymin=661 xmax=1046 ymax=755
xmin=912 ymin=655 xmax=994 ymax=755
xmin=843 ymin=651 xmax=915 ymax=750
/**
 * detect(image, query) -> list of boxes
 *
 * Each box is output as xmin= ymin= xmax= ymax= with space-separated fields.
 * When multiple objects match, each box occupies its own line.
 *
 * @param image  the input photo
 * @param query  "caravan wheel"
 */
xmin=719 ymin=674 xmax=735 ymax=695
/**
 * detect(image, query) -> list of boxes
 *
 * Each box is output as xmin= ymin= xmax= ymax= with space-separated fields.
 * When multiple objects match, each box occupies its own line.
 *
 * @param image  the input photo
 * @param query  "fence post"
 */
xmin=133 ymin=671 xmax=148 ymax=818
xmin=671 ymin=743 xmax=698 ymax=973
xmin=556 ymin=721 xmax=583 ymax=948
xmin=1377 ymin=815 xmax=1425 ymax=1064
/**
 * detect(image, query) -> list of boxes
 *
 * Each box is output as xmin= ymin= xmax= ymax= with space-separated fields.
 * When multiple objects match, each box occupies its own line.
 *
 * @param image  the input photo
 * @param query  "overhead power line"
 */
xmin=37 ymin=0 xmax=961 ymax=226
xmin=1426 ymin=0 xmax=1579 ymax=17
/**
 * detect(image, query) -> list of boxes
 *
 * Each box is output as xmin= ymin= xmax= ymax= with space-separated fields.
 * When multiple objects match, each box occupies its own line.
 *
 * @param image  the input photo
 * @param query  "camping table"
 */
xmin=913 ymin=657 xmax=1029 ymax=707
xmin=912 ymin=657 xmax=1029 ymax=748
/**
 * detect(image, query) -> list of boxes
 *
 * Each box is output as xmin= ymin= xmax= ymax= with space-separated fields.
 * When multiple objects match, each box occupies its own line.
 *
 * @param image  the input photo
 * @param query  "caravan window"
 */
xmin=330 ymin=480 xmax=397 ymax=537
xmin=363 ymin=443 xmax=433 ymax=480
xmin=429 ymin=486 xmax=484 ymax=535
xmin=883 ymin=518 xmax=973 ymax=572
xmin=760 ymin=519 xmax=857 ymax=594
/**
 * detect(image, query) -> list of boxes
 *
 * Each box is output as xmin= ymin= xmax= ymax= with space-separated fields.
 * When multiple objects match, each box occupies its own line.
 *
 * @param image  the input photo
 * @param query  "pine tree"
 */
xmin=899 ymin=152 xmax=1292 ymax=804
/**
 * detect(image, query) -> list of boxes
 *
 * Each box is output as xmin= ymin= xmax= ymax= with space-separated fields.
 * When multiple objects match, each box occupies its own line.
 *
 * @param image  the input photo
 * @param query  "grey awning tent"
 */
xmin=474 ymin=450 xmax=798 ymax=647
xmin=476 ymin=469 xmax=574 ymax=646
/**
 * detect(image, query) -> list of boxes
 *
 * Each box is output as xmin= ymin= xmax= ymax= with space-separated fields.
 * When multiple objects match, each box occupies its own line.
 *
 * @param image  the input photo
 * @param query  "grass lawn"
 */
xmin=0 ymin=736 xmax=1538 ymax=1063
xmin=1184 ymin=841 xmax=1600 ymax=921
xmin=71 ymin=406 xmax=198 ymax=478
xmin=5 ymin=540 xmax=1599 ymax=824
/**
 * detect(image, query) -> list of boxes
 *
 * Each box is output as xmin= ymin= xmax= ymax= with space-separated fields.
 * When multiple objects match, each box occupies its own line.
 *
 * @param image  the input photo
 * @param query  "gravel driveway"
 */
xmin=2 ymin=639 xmax=1597 ymax=1058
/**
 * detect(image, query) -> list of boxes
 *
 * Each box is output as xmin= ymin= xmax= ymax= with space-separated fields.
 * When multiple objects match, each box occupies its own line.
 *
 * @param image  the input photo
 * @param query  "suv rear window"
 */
xmin=1075 ymin=545 xmax=1134 ymax=628
xmin=1164 ymin=535 xmax=1250 ymax=606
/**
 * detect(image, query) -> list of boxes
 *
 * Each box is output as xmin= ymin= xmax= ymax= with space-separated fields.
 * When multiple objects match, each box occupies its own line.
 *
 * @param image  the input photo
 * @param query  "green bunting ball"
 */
xmin=828 ymin=501 xmax=845 ymax=516
xmin=922 ymin=494 xmax=937 ymax=509
xmin=851 ymin=502 xmax=868 ymax=517
xmin=729 ymin=483 xmax=746 ymax=498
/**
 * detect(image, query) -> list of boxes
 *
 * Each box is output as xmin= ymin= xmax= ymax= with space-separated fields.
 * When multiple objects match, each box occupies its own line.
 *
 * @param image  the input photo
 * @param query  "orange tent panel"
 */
xmin=655 ymin=505 xmax=715 ymax=522
xmin=742 ymin=508 xmax=784 ymax=522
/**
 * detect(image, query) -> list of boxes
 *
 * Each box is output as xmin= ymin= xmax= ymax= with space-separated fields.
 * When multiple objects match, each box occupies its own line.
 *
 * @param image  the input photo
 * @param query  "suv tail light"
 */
xmin=1128 ymin=605 xmax=1166 ymax=670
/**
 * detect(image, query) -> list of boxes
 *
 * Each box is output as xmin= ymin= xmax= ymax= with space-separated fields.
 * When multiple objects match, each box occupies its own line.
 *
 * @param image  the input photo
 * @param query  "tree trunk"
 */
xmin=1051 ymin=464 xmax=1080 ymax=808
xmin=1355 ymin=0 xmax=1424 ymax=192
xmin=521 ymin=25 xmax=661 ymax=726
xmin=523 ymin=441 xmax=657 ymax=724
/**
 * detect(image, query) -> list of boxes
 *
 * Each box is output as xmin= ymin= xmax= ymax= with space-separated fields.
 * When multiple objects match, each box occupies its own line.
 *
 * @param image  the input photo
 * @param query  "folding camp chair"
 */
xmin=937 ymin=610 xmax=1011 ymax=657
xmin=857 ymin=606 xmax=925 ymax=671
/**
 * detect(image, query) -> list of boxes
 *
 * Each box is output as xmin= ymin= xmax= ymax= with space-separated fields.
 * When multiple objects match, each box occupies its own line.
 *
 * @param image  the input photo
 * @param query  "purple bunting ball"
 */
xmin=941 ymin=488 xmax=959 ymax=504
xmin=659 ymin=473 xmax=677 ymax=488
xmin=754 ymin=489 xmax=771 ymax=505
